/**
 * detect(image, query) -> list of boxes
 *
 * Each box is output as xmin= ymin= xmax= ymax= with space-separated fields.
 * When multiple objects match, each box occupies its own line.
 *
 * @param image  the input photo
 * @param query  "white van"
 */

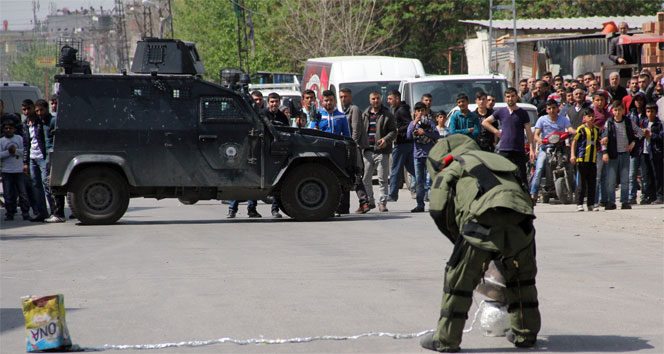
xmin=399 ymin=74 xmax=508 ymax=115
xmin=302 ymin=56 xmax=425 ymax=112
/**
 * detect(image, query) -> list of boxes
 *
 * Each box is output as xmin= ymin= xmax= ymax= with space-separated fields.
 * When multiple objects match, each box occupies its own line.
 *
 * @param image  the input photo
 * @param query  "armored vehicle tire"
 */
xmin=69 ymin=167 xmax=130 ymax=225
xmin=178 ymin=198 xmax=198 ymax=205
xmin=279 ymin=164 xmax=340 ymax=221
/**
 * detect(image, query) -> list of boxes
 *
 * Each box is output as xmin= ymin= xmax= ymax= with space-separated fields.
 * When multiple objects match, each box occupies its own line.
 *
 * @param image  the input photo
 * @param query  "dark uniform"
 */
xmin=421 ymin=135 xmax=541 ymax=352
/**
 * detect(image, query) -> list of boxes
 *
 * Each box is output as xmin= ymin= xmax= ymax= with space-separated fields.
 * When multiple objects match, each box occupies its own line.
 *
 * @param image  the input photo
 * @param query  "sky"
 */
xmin=0 ymin=0 xmax=116 ymax=31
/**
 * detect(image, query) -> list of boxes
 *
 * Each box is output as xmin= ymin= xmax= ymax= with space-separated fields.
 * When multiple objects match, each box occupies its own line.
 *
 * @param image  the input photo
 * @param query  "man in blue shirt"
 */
xmin=449 ymin=93 xmax=480 ymax=142
xmin=482 ymin=87 xmax=535 ymax=188
xmin=530 ymin=99 xmax=575 ymax=202
xmin=310 ymin=90 xmax=350 ymax=137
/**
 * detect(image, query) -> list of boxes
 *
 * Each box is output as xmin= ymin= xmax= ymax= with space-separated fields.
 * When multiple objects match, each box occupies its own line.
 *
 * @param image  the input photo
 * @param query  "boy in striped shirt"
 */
xmin=571 ymin=108 xmax=601 ymax=211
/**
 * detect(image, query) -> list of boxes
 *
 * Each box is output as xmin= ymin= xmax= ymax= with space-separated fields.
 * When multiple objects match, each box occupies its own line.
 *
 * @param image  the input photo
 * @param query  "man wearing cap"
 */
xmin=529 ymin=99 xmax=575 ymax=204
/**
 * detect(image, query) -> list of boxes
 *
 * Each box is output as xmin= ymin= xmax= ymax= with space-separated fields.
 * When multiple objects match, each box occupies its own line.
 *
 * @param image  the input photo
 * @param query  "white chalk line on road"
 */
xmin=84 ymin=329 xmax=435 ymax=351
xmin=83 ymin=305 xmax=485 ymax=351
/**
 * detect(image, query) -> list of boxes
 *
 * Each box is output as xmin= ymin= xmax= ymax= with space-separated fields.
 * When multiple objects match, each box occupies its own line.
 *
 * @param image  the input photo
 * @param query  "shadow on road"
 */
xmin=0 ymin=234 xmax=95 ymax=241
xmin=0 ymin=308 xmax=80 ymax=334
xmin=125 ymin=206 xmax=160 ymax=212
xmin=536 ymin=335 xmax=654 ymax=352
xmin=0 ymin=221 xmax=41 ymax=231
xmin=115 ymin=214 xmax=411 ymax=225
xmin=461 ymin=334 xmax=653 ymax=353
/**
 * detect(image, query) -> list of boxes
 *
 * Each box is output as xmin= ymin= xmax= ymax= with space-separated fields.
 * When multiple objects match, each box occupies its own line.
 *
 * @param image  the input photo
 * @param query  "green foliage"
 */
xmin=173 ymin=0 xmax=290 ymax=80
xmin=493 ymin=0 xmax=662 ymax=19
xmin=7 ymin=42 xmax=58 ymax=98
xmin=381 ymin=0 xmax=486 ymax=74
xmin=173 ymin=0 xmax=662 ymax=78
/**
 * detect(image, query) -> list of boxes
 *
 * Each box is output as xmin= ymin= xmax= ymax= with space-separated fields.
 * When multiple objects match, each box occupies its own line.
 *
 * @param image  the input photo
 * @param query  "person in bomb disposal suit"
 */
xmin=420 ymin=134 xmax=540 ymax=352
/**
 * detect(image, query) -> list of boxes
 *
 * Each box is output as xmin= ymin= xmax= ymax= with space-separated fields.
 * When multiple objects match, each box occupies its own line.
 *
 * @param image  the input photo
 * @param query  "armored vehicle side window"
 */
xmin=172 ymin=88 xmax=189 ymax=99
xmin=200 ymin=97 xmax=245 ymax=123
xmin=133 ymin=87 xmax=149 ymax=97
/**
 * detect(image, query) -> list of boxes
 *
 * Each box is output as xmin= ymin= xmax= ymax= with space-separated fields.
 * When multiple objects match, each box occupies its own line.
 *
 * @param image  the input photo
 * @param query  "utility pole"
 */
xmin=32 ymin=0 xmax=38 ymax=37
xmin=167 ymin=0 xmax=174 ymax=38
xmin=143 ymin=6 xmax=154 ymax=37
xmin=233 ymin=0 xmax=250 ymax=75
xmin=114 ymin=0 xmax=130 ymax=72
xmin=488 ymin=0 xmax=518 ymax=86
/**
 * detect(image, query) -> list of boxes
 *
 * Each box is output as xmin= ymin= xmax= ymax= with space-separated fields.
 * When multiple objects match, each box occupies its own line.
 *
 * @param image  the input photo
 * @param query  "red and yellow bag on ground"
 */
xmin=22 ymin=294 xmax=72 ymax=352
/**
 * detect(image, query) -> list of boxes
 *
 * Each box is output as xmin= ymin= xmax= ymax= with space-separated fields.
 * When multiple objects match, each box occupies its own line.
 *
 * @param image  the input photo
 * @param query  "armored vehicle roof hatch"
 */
xmin=130 ymin=38 xmax=206 ymax=76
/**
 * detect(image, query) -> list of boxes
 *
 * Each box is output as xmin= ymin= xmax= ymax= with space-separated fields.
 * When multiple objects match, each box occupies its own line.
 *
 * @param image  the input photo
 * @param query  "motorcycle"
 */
xmin=539 ymin=131 xmax=575 ymax=204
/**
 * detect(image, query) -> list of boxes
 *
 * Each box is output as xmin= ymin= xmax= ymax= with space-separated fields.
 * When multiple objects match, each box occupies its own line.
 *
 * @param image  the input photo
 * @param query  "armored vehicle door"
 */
xmin=197 ymin=95 xmax=263 ymax=187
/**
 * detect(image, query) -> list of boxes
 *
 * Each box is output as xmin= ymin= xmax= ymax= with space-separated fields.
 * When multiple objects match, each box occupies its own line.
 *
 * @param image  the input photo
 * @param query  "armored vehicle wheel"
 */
xmin=280 ymin=164 xmax=340 ymax=221
xmin=69 ymin=167 xmax=129 ymax=225
xmin=178 ymin=198 xmax=198 ymax=205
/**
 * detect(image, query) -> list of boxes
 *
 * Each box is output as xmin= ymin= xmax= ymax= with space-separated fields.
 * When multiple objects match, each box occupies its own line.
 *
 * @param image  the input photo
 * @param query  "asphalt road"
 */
xmin=1 ymin=190 xmax=662 ymax=354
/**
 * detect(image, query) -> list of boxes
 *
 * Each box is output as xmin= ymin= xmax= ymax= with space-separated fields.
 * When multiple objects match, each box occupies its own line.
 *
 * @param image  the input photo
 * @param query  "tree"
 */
xmin=173 ymin=0 xmax=291 ymax=81
xmin=381 ymin=0 xmax=662 ymax=74
xmin=380 ymin=0 xmax=487 ymax=74
xmin=265 ymin=0 xmax=402 ymax=63
xmin=496 ymin=0 xmax=663 ymax=19
xmin=172 ymin=0 xmax=663 ymax=78
xmin=7 ymin=42 xmax=58 ymax=98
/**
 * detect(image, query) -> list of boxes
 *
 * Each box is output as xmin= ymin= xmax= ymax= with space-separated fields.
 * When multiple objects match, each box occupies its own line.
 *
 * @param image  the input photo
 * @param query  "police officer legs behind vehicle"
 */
xmin=420 ymin=135 xmax=540 ymax=352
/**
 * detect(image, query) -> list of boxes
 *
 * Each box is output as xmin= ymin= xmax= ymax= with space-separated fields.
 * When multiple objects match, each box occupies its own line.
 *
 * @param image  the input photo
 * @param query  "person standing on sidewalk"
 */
xmin=264 ymin=92 xmax=290 ymax=218
xmin=1 ymin=120 xmax=29 ymax=221
xmin=387 ymin=90 xmax=415 ymax=202
xmin=570 ymin=109 xmax=601 ymax=211
xmin=340 ymin=88 xmax=371 ymax=214
xmin=407 ymin=102 xmax=439 ymax=212
xmin=21 ymin=99 xmax=50 ymax=222
xmin=482 ymin=88 xmax=536 ymax=189
xmin=360 ymin=92 xmax=396 ymax=212
xmin=601 ymin=100 xmax=642 ymax=210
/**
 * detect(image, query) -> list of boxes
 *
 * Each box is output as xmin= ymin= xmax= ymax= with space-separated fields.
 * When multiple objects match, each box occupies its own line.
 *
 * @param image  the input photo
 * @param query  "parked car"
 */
xmin=0 ymin=82 xmax=43 ymax=116
xmin=399 ymin=74 xmax=508 ymax=115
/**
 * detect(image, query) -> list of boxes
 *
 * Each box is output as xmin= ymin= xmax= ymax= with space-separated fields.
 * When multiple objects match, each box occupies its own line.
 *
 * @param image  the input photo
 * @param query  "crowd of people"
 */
xmin=2 ymin=67 xmax=663 ymax=221
xmin=1 ymin=96 xmax=66 ymax=223
xmin=516 ymin=68 xmax=663 ymax=210
xmin=254 ymin=66 xmax=663 ymax=217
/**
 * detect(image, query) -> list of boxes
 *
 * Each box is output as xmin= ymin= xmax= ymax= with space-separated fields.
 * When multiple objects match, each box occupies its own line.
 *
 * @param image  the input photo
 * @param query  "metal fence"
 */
xmin=538 ymin=37 xmax=607 ymax=76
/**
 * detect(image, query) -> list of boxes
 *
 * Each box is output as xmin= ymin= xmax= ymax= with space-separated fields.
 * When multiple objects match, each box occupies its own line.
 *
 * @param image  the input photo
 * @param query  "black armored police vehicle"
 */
xmin=49 ymin=38 xmax=361 ymax=224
